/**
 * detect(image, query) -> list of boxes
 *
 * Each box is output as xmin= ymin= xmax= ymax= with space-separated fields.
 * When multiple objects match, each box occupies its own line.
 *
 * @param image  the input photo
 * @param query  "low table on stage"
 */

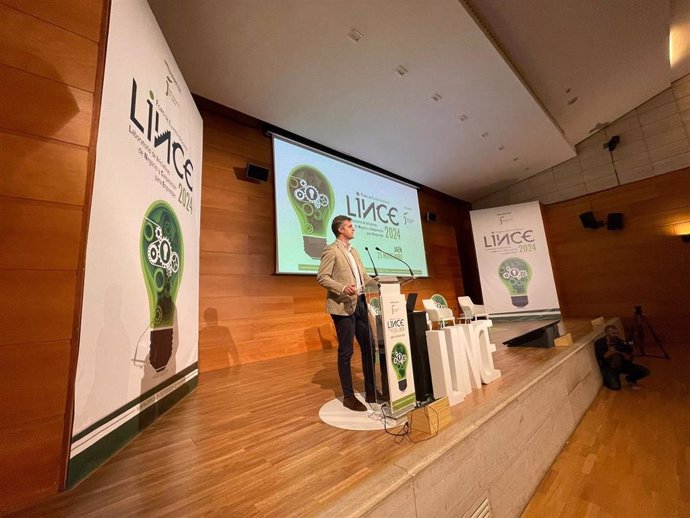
xmin=502 ymin=319 xmax=561 ymax=348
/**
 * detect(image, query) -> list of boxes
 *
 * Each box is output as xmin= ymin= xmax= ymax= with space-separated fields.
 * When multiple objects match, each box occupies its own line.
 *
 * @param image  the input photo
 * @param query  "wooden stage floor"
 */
xmin=17 ymin=318 xmax=600 ymax=517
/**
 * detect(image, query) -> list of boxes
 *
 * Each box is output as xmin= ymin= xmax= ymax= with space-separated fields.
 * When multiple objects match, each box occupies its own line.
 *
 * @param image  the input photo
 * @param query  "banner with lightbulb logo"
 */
xmin=68 ymin=0 xmax=202 ymax=486
xmin=380 ymin=296 xmax=417 ymax=417
xmin=469 ymin=201 xmax=560 ymax=320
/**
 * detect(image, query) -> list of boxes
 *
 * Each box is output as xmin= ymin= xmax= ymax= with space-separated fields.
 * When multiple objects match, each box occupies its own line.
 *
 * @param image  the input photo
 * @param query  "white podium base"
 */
xmin=319 ymin=394 xmax=408 ymax=431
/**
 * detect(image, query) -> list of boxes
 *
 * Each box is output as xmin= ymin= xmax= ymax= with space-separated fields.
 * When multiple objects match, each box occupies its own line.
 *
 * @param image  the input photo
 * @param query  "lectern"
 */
xmin=366 ymin=276 xmax=417 ymax=418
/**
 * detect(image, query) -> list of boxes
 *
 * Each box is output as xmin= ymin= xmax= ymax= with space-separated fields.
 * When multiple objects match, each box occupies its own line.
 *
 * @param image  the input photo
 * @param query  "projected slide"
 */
xmin=273 ymin=137 xmax=428 ymax=276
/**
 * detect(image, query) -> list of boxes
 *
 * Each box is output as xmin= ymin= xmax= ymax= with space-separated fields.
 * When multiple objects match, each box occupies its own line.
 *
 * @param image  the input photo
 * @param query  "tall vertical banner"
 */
xmin=470 ymin=202 xmax=559 ymax=319
xmin=69 ymin=0 xmax=202 ymax=485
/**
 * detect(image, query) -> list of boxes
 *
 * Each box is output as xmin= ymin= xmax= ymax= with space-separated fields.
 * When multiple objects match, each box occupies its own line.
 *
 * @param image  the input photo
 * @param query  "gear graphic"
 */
xmin=147 ymin=243 xmax=159 ymax=264
xmin=170 ymin=253 xmax=179 ymax=273
xmin=293 ymin=179 xmax=330 ymax=210
xmin=146 ymin=224 xmax=180 ymax=277
xmin=502 ymin=265 xmax=528 ymax=282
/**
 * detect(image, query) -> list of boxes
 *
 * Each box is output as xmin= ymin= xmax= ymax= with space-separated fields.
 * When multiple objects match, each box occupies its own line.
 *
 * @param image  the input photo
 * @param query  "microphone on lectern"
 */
xmin=364 ymin=247 xmax=379 ymax=278
xmin=375 ymin=247 xmax=415 ymax=278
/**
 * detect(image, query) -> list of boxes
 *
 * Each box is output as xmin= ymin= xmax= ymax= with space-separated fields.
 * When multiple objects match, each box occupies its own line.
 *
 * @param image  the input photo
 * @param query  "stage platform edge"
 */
xmin=317 ymin=318 xmax=615 ymax=518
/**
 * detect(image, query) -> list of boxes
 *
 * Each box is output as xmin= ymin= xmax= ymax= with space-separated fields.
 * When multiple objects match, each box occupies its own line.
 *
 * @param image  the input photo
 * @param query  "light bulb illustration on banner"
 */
xmin=391 ymin=342 xmax=409 ymax=391
xmin=499 ymin=257 xmax=531 ymax=307
xmin=431 ymin=293 xmax=449 ymax=309
xmin=369 ymin=297 xmax=382 ymax=316
xmin=140 ymin=201 xmax=184 ymax=371
xmin=287 ymin=165 xmax=334 ymax=259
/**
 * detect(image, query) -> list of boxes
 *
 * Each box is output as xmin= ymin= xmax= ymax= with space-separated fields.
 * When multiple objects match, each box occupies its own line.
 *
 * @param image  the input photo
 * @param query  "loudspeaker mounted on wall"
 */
xmin=426 ymin=212 xmax=437 ymax=223
xmin=607 ymin=213 xmax=624 ymax=230
xmin=603 ymin=135 xmax=621 ymax=152
xmin=579 ymin=211 xmax=603 ymax=230
xmin=245 ymin=163 xmax=270 ymax=182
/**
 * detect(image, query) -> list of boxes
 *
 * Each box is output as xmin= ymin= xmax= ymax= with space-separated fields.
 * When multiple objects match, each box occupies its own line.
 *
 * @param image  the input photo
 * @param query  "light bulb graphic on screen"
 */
xmin=391 ymin=342 xmax=409 ymax=391
xmin=499 ymin=257 xmax=531 ymax=308
xmin=140 ymin=201 xmax=183 ymax=372
xmin=287 ymin=165 xmax=334 ymax=259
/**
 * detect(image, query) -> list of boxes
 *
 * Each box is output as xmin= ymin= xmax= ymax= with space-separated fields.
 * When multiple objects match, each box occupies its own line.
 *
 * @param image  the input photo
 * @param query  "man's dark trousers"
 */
xmin=602 ymin=354 xmax=650 ymax=390
xmin=331 ymin=295 xmax=375 ymax=398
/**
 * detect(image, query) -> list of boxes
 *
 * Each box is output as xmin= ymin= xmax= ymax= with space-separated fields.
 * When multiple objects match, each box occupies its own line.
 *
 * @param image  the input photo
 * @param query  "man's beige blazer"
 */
xmin=316 ymin=240 xmax=374 ymax=316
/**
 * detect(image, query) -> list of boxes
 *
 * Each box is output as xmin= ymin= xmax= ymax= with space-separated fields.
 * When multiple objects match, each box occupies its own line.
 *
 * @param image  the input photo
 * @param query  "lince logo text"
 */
xmin=387 ymin=319 xmax=405 ymax=329
xmin=129 ymin=78 xmax=194 ymax=192
xmin=483 ymin=230 xmax=534 ymax=248
xmin=346 ymin=195 xmax=399 ymax=226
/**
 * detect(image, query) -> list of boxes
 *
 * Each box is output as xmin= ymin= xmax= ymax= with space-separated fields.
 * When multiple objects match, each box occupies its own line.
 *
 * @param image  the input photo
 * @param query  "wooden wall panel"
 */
xmin=419 ymin=188 xmax=481 ymax=302
xmin=0 ymin=4 xmax=98 ymax=91
xmin=0 ymin=270 xmax=76 ymax=345
xmin=0 ymin=416 xmax=66 ymax=508
xmin=543 ymin=167 xmax=690 ymax=343
xmin=2 ymin=0 xmax=104 ymax=42
xmin=0 ymin=341 xmax=71 ymax=424
xmin=0 ymin=0 xmax=105 ymax=512
xmin=200 ymin=229 xmax=249 ymax=253
xmin=0 ymin=64 xmax=93 ymax=146
xmin=200 ymin=251 xmax=273 ymax=276
xmin=1 ymin=132 xmax=88 ymax=205
xmin=0 ymin=199 xmax=83 ymax=270
xmin=201 ymin=206 xmax=274 ymax=235
xmin=196 ymin=103 xmax=474 ymax=371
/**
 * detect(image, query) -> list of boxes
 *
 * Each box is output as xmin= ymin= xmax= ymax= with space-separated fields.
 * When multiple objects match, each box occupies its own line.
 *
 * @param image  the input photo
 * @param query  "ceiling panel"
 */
xmin=148 ymin=0 xmax=673 ymax=202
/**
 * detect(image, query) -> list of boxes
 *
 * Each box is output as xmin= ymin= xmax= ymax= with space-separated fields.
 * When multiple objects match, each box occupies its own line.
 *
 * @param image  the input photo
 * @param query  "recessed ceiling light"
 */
xmin=432 ymin=93 xmax=442 ymax=102
xmin=347 ymin=28 xmax=363 ymax=43
xmin=394 ymin=65 xmax=408 ymax=77
xmin=481 ymin=132 xmax=489 ymax=138
xmin=568 ymin=96 xmax=578 ymax=105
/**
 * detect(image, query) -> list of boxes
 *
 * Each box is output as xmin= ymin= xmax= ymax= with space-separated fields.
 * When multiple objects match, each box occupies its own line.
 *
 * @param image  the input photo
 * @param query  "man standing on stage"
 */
xmin=317 ymin=215 xmax=377 ymax=412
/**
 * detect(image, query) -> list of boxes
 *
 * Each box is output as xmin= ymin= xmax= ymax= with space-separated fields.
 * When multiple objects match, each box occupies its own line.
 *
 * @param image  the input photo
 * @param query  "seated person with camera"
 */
xmin=594 ymin=325 xmax=650 ymax=390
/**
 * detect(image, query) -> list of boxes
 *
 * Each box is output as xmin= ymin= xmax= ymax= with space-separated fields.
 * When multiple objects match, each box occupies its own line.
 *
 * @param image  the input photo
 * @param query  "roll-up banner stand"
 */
xmin=69 ymin=0 xmax=203 ymax=486
xmin=470 ymin=202 xmax=560 ymax=320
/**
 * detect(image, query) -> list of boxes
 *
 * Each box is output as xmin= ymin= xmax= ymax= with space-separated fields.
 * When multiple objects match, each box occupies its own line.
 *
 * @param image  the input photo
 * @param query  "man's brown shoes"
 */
xmin=343 ymin=395 xmax=367 ymax=412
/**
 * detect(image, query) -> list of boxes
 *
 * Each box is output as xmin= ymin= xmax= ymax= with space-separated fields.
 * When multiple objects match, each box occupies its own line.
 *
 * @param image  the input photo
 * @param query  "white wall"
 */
xmin=474 ymin=73 xmax=690 ymax=209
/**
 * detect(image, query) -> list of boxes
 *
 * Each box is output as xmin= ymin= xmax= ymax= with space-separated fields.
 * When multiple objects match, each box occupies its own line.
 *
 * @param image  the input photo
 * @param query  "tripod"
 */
xmin=627 ymin=305 xmax=670 ymax=359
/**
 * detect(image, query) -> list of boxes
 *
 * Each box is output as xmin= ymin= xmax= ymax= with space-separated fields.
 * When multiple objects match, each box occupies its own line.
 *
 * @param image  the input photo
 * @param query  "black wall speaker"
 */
xmin=607 ymin=212 xmax=624 ymax=230
xmin=579 ymin=211 xmax=602 ymax=229
xmin=245 ymin=163 xmax=270 ymax=182
xmin=426 ymin=212 xmax=437 ymax=222
xmin=604 ymin=135 xmax=621 ymax=152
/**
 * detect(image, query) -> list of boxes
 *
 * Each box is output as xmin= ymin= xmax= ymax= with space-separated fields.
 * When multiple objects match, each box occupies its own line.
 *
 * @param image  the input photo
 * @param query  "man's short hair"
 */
xmin=604 ymin=325 xmax=618 ymax=334
xmin=331 ymin=215 xmax=351 ymax=238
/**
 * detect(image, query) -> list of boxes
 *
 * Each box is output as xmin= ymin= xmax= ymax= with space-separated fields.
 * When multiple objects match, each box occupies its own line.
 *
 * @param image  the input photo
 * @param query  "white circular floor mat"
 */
xmin=318 ymin=394 xmax=407 ymax=431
